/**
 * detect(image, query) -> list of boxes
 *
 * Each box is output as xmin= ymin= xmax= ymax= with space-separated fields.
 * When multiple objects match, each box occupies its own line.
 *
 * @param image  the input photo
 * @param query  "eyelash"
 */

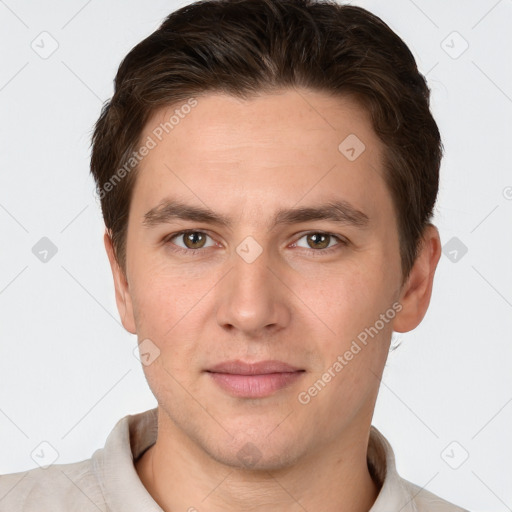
xmin=163 ymin=230 xmax=348 ymax=257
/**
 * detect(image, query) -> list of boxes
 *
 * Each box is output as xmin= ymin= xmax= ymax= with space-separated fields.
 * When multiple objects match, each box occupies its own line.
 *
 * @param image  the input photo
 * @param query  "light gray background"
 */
xmin=0 ymin=1 xmax=511 ymax=511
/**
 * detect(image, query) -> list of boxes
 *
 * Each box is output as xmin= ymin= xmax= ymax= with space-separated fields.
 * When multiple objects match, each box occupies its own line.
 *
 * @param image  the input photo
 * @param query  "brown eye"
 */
xmin=182 ymin=232 xmax=207 ymax=249
xmin=306 ymin=233 xmax=331 ymax=249
xmin=294 ymin=232 xmax=347 ymax=254
xmin=167 ymin=231 xmax=215 ymax=252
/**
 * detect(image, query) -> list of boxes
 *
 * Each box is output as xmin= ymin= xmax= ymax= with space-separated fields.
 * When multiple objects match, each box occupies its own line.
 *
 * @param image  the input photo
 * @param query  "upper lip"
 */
xmin=206 ymin=360 xmax=303 ymax=375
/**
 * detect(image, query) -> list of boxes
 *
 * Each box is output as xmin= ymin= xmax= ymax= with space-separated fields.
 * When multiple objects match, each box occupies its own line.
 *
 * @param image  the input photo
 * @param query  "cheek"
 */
xmin=304 ymin=261 xmax=393 ymax=333
xmin=300 ymin=261 xmax=397 ymax=394
xmin=129 ymin=264 xmax=187 ymax=339
xmin=131 ymin=269 xmax=205 ymax=397
xmin=129 ymin=261 xmax=219 ymax=364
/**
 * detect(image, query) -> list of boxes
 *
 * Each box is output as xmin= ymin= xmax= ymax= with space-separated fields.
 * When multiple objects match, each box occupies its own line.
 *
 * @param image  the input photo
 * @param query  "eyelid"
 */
xmin=164 ymin=229 xmax=348 ymax=255
xmin=290 ymin=231 xmax=348 ymax=254
xmin=165 ymin=229 xmax=218 ymax=252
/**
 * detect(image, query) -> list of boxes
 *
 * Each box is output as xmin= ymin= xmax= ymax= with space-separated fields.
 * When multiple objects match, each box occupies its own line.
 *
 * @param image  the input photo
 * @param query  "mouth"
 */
xmin=205 ymin=360 xmax=305 ymax=398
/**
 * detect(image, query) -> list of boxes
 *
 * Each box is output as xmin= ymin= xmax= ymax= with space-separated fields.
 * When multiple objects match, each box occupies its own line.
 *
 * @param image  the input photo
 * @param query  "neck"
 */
xmin=135 ymin=411 xmax=380 ymax=512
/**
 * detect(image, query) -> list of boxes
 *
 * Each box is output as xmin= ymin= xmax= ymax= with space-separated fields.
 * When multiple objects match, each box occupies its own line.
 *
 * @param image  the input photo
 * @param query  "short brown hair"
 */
xmin=90 ymin=0 xmax=442 ymax=281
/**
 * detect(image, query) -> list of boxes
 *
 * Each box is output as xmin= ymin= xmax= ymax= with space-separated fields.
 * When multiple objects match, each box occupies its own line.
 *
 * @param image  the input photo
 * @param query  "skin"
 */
xmin=104 ymin=88 xmax=441 ymax=512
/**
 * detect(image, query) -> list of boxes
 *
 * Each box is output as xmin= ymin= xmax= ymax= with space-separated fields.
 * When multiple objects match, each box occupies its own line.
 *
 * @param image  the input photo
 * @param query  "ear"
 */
xmin=104 ymin=230 xmax=137 ymax=334
xmin=393 ymin=224 xmax=442 ymax=333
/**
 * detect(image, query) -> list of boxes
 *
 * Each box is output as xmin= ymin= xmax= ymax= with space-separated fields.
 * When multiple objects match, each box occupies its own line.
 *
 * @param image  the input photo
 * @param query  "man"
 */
xmin=0 ymin=0 xmax=469 ymax=510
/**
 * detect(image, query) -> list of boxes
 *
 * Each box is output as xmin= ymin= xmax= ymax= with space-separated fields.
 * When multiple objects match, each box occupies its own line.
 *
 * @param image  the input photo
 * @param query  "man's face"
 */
xmin=116 ymin=89 xmax=405 ymax=469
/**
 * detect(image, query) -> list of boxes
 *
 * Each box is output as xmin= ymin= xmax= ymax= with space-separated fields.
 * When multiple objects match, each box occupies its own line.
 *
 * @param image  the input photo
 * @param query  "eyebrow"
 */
xmin=142 ymin=198 xmax=370 ymax=230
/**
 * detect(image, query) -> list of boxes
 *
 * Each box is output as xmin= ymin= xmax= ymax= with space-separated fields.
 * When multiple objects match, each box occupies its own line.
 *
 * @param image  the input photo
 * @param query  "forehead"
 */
xmin=143 ymin=88 xmax=378 ymax=161
xmin=131 ymin=88 xmax=392 ymax=228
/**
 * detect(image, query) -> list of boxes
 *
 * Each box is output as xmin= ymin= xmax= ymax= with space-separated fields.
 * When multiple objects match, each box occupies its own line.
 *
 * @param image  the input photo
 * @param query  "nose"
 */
xmin=215 ymin=242 xmax=292 ymax=338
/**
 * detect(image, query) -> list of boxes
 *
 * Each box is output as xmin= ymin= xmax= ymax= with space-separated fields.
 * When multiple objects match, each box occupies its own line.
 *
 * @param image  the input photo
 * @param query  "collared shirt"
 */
xmin=0 ymin=408 xmax=468 ymax=511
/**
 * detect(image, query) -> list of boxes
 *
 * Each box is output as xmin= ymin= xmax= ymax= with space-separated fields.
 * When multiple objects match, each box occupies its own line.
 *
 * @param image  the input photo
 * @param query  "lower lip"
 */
xmin=207 ymin=371 xmax=304 ymax=398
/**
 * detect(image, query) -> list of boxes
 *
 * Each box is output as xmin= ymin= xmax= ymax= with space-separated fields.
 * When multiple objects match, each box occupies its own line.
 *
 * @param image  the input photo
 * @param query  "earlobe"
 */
xmin=392 ymin=225 xmax=442 ymax=333
xmin=103 ymin=230 xmax=137 ymax=334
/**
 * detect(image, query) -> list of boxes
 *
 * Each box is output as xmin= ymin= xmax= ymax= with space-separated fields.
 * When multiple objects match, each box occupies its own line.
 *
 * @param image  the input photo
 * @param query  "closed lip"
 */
xmin=206 ymin=360 xmax=304 ymax=375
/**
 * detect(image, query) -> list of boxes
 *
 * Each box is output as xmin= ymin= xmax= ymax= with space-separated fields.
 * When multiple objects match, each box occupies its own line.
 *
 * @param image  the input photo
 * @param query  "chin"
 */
xmin=200 ymin=429 xmax=306 ymax=473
